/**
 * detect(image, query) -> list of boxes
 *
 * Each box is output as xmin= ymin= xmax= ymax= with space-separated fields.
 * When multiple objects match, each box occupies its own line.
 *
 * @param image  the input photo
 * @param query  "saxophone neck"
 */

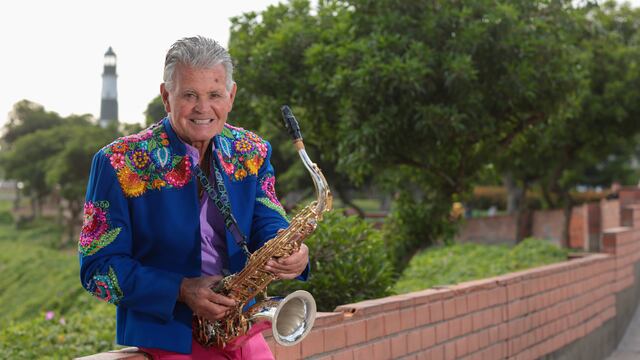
xmin=297 ymin=148 xmax=332 ymax=214
xmin=281 ymin=105 xmax=333 ymax=214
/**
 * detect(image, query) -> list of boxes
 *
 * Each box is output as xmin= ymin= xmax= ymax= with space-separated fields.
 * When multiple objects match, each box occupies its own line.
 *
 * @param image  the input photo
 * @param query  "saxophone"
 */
xmin=193 ymin=105 xmax=333 ymax=349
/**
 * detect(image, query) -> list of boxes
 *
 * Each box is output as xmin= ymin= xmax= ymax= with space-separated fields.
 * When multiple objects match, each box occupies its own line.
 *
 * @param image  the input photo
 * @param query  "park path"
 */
xmin=607 ymin=303 xmax=640 ymax=360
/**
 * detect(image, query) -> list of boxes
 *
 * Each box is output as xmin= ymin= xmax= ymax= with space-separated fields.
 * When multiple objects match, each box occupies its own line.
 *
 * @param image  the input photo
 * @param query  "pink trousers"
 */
xmin=140 ymin=334 xmax=274 ymax=360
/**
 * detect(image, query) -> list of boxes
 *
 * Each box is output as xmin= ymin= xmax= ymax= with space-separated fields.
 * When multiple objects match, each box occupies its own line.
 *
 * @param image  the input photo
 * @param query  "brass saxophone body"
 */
xmin=193 ymin=105 xmax=332 ymax=349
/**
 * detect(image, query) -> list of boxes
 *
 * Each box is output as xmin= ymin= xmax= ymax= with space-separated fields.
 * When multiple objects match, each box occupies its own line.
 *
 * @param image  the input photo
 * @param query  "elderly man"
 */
xmin=79 ymin=36 xmax=308 ymax=359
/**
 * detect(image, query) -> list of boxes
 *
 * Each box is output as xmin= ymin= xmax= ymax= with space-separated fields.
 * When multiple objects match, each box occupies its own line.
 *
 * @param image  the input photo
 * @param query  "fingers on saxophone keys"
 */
xmin=209 ymin=292 xmax=236 ymax=307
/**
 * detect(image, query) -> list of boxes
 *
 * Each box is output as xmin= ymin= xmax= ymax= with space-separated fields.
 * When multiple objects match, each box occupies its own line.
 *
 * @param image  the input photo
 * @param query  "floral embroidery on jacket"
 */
xmin=79 ymin=201 xmax=121 ymax=256
xmin=257 ymin=174 xmax=287 ymax=218
xmin=216 ymin=125 xmax=267 ymax=181
xmin=89 ymin=267 xmax=123 ymax=305
xmin=102 ymin=124 xmax=192 ymax=197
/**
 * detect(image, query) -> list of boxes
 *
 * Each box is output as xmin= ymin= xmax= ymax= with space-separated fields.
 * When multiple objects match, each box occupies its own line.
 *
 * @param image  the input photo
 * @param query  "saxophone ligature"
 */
xmin=193 ymin=105 xmax=333 ymax=349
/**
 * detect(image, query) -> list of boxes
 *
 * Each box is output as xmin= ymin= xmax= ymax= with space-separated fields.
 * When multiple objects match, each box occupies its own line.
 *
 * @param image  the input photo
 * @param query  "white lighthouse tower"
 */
xmin=99 ymin=46 xmax=119 ymax=128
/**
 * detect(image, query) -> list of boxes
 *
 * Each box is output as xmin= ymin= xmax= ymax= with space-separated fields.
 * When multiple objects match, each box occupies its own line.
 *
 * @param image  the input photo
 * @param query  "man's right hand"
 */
xmin=178 ymin=276 xmax=236 ymax=322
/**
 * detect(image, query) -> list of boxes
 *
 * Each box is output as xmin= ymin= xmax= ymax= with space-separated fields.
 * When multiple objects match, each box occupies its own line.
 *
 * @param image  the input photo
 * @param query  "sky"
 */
xmin=1 ymin=0 xmax=640 ymax=127
xmin=0 ymin=0 xmax=286 ymax=126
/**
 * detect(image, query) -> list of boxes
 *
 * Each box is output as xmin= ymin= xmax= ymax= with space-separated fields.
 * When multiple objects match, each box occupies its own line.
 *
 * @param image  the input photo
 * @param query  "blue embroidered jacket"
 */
xmin=78 ymin=117 xmax=299 ymax=353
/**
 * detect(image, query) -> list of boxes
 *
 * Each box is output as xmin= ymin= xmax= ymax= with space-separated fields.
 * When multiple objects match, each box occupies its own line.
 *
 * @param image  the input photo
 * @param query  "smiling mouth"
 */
xmin=190 ymin=119 xmax=214 ymax=125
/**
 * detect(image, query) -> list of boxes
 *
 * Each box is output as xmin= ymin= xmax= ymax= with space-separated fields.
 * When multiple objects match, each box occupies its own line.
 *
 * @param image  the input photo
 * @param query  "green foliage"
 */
xmin=0 ymin=237 xmax=87 ymax=327
xmin=229 ymin=0 xmax=587 ymax=264
xmin=0 ymin=301 xmax=117 ymax=359
xmin=145 ymin=95 xmax=166 ymax=126
xmin=2 ymin=100 xmax=63 ymax=146
xmin=0 ymin=104 xmax=118 ymax=242
xmin=269 ymin=211 xmax=393 ymax=311
xmin=382 ymin=188 xmax=458 ymax=273
xmin=393 ymin=238 xmax=569 ymax=294
xmin=0 ymin=215 xmax=118 ymax=358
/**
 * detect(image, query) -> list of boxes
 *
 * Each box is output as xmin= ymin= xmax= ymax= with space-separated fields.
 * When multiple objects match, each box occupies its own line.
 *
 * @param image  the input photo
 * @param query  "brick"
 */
xmin=449 ymin=317 xmax=462 ymax=338
xmin=275 ymin=342 xmax=301 ymax=360
xmin=345 ymin=320 xmax=366 ymax=346
xmin=455 ymin=337 xmax=469 ymax=357
xmin=468 ymin=292 xmax=480 ymax=312
xmin=430 ymin=302 xmax=444 ymax=322
xmin=444 ymin=299 xmax=457 ymax=320
xmin=391 ymin=334 xmax=408 ymax=358
xmin=384 ymin=311 xmax=401 ymax=335
xmin=416 ymin=304 xmax=430 ymax=326
xmin=401 ymin=308 xmax=417 ymax=330
xmin=478 ymin=328 xmax=490 ymax=349
xmin=428 ymin=345 xmax=445 ymax=360
xmin=372 ymin=338 xmax=391 ymax=360
xmin=468 ymin=332 xmax=480 ymax=353
xmin=408 ymin=329 xmax=422 ymax=353
xmin=461 ymin=315 xmax=473 ymax=335
xmin=366 ymin=315 xmax=385 ymax=341
xmin=332 ymin=349 xmax=354 ymax=360
xmin=455 ymin=296 xmax=468 ymax=316
xmin=472 ymin=311 xmax=485 ymax=331
xmin=421 ymin=326 xmax=436 ymax=348
xmin=324 ymin=325 xmax=346 ymax=352
xmin=436 ymin=322 xmax=449 ymax=344
xmin=353 ymin=345 xmax=374 ymax=360
xmin=301 ymin=329 xmax=325 ymax=358
xmin=445 ymin=341 xmax=457 ymax=360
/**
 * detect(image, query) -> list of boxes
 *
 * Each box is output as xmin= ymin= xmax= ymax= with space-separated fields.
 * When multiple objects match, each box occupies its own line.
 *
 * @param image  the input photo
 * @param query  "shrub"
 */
xmin=269 ymin=210 xmax=393 ymax=311
xmin=393 ymin=238 xmax=568 ymax=294
xmin=382 ymin=190 xmax=457 ymax=273
xmin=0 ymin=301 xmax=118 ymax=359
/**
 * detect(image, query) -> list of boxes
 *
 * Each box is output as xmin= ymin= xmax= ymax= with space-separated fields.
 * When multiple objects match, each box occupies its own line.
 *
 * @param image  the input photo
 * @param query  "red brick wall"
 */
xmin=531 ymin=209 xmax=564 ymax=245
xmin=457 ymin=215 xmax=517 ymax=245
xmin=267 ymin=201 xmax=640 ymax=359
xmin=569 ymin=206 xmax=585 ymax=249
xmin=81 ymin=197 xmax=640 ymax=360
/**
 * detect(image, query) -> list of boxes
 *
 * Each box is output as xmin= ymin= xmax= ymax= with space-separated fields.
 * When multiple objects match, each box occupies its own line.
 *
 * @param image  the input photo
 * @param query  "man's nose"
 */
xmin=194 ymin=98 xmax=212 ymax=113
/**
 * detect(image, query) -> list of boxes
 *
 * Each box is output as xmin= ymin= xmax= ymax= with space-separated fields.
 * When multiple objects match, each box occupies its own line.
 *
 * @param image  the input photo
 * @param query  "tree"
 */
xmin=2 ymin=100 xmax=63 ymax=146
xmin=229 ymin=0 xmax=585 ymax=257
xmin=229 ymin=0 xmax=376 ymax=215
xmin=145 ymin=95 xmax=166 ymax=126
xmin=0 ymin=106 xmax=118 ymax=243
xmin=46 ymin=124 xmax=117 ymax=244
xmin=497 ymin=1 xmax=640 ymax=245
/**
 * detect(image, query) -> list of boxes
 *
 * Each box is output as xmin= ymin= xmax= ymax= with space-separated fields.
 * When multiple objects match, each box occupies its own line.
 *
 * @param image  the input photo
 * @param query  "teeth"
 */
xmin=191 ymin=119 xmax=213 ymax=125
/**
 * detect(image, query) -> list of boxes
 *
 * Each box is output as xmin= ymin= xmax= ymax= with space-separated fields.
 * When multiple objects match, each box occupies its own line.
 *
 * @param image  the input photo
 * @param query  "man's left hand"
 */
xmin=264 ymin=243 xmax=309 ymax=280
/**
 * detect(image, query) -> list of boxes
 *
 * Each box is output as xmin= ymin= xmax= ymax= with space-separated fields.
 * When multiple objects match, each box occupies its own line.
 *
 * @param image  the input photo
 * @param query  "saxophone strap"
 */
xmin=193 ymin=150 xmax=251 ymax=259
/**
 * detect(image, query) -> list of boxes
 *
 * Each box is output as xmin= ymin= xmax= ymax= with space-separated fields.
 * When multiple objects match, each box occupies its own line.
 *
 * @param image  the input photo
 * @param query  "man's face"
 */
xmin=160 ymin=63 xmax=237 ymax=144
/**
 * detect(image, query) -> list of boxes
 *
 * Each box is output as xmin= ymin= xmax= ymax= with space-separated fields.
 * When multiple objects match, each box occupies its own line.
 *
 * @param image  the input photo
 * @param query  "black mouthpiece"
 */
xmin=281 ymin=105 xmax=303 ymax=141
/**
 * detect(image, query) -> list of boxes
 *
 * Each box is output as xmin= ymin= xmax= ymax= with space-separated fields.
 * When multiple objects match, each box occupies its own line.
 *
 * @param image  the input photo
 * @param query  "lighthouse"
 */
xmin=99 ymin=46 xmax=119 ymax=128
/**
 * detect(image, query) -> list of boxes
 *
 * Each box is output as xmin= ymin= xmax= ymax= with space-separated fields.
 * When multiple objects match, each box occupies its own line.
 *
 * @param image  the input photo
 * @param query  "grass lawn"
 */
xmin=393 ymin=238 xmax=569 ymax=294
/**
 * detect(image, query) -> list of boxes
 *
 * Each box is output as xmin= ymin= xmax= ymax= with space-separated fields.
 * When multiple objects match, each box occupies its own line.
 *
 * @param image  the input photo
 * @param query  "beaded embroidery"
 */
xmin=102 ymin=124 xmax=192 ymax=197
xmin=258 ymin=174 xmax=286 ymax=218
xmin=79 ymin=201 xmax=122 ymax=256
xmin=257 ymin=197 xmax=288 ymax=219
xmin=216 ymin=125 xmax=267 ymax=181
xmin=89 ymin=267 xmax=123 ymax=305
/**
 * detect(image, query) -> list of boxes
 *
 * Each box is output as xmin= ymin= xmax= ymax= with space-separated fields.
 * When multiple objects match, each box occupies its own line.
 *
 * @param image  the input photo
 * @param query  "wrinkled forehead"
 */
xmin=172 ymin=63 xmax=228 ymax=87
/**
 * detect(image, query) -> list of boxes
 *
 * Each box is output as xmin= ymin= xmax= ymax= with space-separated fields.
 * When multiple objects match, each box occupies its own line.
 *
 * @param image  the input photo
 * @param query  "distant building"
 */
xmin=99 ymin=46 xmax=118 ymax=128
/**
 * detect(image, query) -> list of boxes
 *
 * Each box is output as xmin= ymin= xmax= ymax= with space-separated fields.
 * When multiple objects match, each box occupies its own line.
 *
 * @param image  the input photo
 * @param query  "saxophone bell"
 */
xmin=223 ymin=290 xmax=317 ymax=350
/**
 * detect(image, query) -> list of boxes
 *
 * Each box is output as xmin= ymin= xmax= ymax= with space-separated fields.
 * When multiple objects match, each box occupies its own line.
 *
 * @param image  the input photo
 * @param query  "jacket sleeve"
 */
xmin=250 ymin=140 xmax=309 ymax=280
xmin=78 ymin=150 xmax=183 ymax=322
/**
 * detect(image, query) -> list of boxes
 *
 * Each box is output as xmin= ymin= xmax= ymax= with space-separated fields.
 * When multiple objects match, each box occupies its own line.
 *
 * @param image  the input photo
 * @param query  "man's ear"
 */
xmin=160 ymin=83 xmax=171 ymax=113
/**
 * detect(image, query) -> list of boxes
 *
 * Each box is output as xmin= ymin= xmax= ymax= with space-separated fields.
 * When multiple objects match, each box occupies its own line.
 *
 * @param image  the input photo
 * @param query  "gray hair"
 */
xmin=163 ymin=36 xmax=234 ymax=91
